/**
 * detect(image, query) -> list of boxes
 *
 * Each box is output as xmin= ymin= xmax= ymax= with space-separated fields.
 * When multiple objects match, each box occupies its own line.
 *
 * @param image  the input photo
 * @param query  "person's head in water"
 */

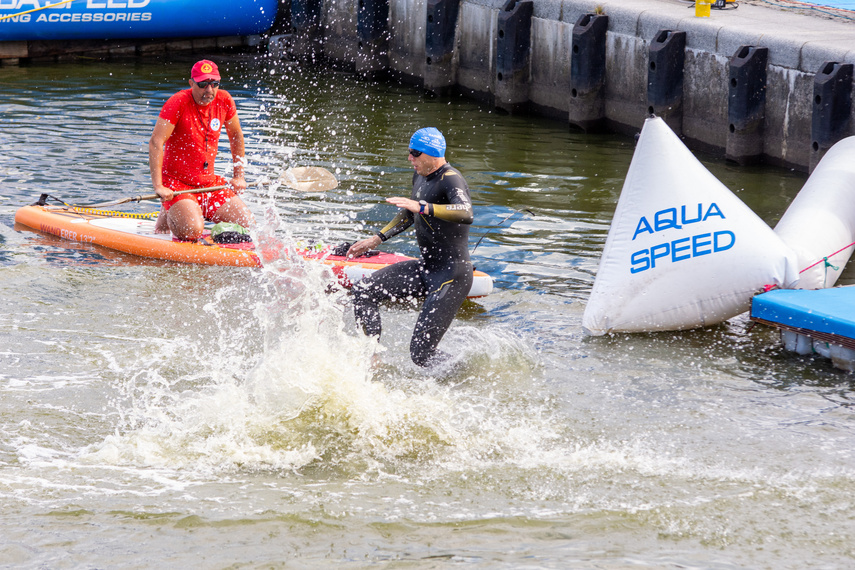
xmin=408 ymin=127 xmax=447 ymax=176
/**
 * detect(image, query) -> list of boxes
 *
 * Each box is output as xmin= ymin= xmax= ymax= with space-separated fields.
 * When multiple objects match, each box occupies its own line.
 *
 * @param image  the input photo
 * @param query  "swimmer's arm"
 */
xmin=428 ymin=186 xmax=474 ymax=224
xmin=387 ymin=193 xmax=474 ymax=225
xmin=430 ymin=202 xmax=474 ymax=224
xmin=346 ymin=208 xmax=413 ymax=258
xmin=375 ymin=208 xmax=414 ymax=242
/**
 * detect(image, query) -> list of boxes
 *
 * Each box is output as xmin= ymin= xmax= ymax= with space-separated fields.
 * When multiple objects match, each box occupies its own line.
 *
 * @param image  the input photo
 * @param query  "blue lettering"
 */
xmin=681 ymin=204 xmax=702 ymax=224
xmin=714 ymin=230 xmax=735 ymax=252
xmin=692 ymin=233 xmax=712 ymax=256
xmin=650 ymin=243 xmax=670 ymax=268
xmin=630 ymin=230 xmax=737 ymax=274
xmin=634 ymin=203 xmax=725 ymax=240
xmin=632 ymin=216 xmax=654 ymax=241
xmin=671 ymin=237 xmax=691 ymax=262
xmin=654 ymin=208 xmax=681 ymax=232
xmin=630 ymin=250 xmax=650 ymax=274
xmin=703 ymin=203 xmax=725 ymax=221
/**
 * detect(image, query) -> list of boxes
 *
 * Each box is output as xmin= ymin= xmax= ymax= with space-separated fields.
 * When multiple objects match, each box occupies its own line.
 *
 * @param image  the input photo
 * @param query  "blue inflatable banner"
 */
xmin=0 ymin=0 xmax=279 ymax=41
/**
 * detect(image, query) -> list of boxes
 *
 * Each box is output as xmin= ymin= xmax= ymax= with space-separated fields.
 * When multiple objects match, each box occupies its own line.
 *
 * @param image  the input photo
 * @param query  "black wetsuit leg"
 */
xmin=353 ymin=259 xmax=473 ymax=367
xmin=410 ymin=261 xmax=473 ymax=367
xmin=353 ymin=260 xmax=426 ymax=338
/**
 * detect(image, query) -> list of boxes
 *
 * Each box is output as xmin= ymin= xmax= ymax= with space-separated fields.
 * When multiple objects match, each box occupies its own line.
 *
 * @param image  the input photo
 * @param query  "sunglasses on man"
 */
xmin=409 ymin=149 xmax=423 ymax=157
xmin=195 ymin=80 xmax=220 ymax=89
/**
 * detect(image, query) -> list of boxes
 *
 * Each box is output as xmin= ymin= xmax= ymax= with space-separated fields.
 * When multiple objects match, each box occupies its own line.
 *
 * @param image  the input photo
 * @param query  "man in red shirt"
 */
xmin=150 ymin=60 xmax=254 ymax=240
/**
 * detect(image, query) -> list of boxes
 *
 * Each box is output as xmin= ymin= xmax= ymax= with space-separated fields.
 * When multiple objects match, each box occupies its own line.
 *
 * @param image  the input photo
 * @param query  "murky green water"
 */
xmin=2 ymin=53 xmax=854 ymax=568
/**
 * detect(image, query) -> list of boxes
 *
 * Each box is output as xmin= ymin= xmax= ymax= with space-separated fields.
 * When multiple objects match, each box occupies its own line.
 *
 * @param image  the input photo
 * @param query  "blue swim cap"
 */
xmin=409 ymin=127 xmax=446 ymax=157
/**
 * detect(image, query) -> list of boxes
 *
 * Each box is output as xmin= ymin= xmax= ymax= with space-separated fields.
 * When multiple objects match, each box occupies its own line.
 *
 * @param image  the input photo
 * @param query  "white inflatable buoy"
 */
xmin=583 ymin=117 xmax=800 ymax=335
xmin=774 ymin=136 xmax=855 ymax=290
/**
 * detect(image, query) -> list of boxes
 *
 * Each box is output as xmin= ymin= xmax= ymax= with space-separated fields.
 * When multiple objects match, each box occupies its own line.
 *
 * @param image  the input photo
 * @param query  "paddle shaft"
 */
xmin=80 ymin=167 xmax=337 ymax=209
xmin=123 ymin=184 xmax=229 ymax=205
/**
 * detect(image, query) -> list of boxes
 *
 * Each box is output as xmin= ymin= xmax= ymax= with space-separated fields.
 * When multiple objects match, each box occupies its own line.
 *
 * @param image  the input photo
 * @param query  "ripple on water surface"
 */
xmin=3 ymin=56 xmax=855 ymax=569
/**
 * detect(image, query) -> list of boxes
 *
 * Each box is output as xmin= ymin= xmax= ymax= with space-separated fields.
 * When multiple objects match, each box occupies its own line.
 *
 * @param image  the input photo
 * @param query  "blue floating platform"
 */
xmin=751 ymin=286 xmax=855 ymax=351
xmin=805 ymin=1 xmax=855 ymax=9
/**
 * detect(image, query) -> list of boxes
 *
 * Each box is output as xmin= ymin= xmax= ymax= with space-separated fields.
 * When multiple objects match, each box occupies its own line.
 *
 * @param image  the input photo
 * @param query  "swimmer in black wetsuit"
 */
xmin=347 ymin=127 xmax=474 ymax=367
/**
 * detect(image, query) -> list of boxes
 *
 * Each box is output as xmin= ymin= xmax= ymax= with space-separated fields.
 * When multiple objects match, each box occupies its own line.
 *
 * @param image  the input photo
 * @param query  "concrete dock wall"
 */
xmin=3 ymin=0 xmax=850 ymax=172
xmin=292 ymin=0 xmax=855 ymax=172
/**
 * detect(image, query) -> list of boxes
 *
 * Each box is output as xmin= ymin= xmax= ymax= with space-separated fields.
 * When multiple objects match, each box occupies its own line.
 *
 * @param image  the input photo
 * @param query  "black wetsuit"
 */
xmin=353 ymin=162 xmax=474 ymax=366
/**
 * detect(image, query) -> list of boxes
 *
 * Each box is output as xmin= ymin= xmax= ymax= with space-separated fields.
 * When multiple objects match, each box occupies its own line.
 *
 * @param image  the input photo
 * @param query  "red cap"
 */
xmin=191 ymin=60 xmax=220 ymax=82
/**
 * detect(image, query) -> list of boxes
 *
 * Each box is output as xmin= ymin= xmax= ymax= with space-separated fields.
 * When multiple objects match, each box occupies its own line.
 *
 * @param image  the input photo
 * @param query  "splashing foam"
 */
xmin=83 ymin=210 xmax=545 ymax=477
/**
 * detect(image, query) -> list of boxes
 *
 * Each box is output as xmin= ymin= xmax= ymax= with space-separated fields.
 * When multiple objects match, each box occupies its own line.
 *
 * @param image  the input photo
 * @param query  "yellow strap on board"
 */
xmin=72 ymin=207 xmax=158 ymax=220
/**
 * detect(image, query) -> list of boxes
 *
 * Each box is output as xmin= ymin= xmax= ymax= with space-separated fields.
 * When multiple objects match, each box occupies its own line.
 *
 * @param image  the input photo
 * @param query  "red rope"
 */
xmin=799 ymin=241 xmax=855 ymax=273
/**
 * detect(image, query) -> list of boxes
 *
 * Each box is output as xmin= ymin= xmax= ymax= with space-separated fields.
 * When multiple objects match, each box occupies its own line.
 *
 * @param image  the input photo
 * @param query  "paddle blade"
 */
xmin=282 ymin=166 xmax=338 ymax=192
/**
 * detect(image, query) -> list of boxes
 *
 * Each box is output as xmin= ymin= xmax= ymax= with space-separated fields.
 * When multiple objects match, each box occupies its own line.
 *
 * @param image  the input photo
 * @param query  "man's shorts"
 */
xmin=161 ymin=176 xmax=237 ymax=220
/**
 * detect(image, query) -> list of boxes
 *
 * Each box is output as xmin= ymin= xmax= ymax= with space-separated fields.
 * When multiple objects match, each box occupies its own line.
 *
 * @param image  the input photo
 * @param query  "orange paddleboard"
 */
xmin=14 ymin=204 xmax=493 ymax=298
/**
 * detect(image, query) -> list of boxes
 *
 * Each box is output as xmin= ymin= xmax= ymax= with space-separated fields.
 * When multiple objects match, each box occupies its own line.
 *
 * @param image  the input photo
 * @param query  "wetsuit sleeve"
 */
xmin=428 ymin=184 xmax=474 ymax=224
xmin=430 ymin=202 xmax=474 ymax=224
xmin=376 ymin=209 xmax=414 ymax=242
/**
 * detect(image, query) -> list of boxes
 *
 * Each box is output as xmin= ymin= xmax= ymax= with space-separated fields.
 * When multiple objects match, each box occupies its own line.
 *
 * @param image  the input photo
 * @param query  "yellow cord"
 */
xmin=72 ymin=207 xmax=158 ymax=220
xmin=0 ymin=0 xmax=76 ymax=22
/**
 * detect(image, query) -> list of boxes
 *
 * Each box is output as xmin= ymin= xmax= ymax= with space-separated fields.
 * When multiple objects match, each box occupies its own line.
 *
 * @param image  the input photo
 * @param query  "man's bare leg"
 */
xmin=211 ymin=197 xmax=255 ymax=228
xmin=166 ymin=200 xmax=206 ymax=241
xmin=153 ymin=207 xmax=169 ymax=234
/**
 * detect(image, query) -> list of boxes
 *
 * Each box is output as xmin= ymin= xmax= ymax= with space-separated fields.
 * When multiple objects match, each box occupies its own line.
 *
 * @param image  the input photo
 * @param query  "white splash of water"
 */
xmin=80 ymin=209 xmax=547 ymax=479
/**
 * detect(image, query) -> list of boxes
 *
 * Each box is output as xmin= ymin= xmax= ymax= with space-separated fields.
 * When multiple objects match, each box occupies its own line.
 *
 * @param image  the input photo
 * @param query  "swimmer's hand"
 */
xmin=386 ymin=196 xmax=419 ymax=213
xmin=346 ymin=235 xmax=381 ymax=259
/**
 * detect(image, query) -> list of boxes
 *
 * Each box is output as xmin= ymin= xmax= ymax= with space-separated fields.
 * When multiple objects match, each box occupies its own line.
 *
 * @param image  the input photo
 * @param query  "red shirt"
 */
xmin=158 ymin=88 xmax=237 ymax=186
